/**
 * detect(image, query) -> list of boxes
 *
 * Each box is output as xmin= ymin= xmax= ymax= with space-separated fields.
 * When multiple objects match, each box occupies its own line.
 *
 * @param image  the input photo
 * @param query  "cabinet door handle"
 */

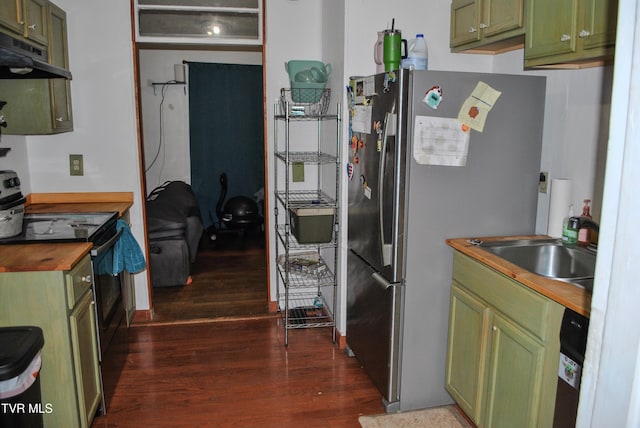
xmin=81 ymin=275 xmax=92 ymax=283
xmin=55 ymin=117 xmax=64 ymax=122
xmin=479 ymin=23 xmax=488 ymax=29
xmin=28 ymin=24 xmax=37 ymax=31
xmin=492 ymin=325 xmax=497 ymax=331
xmin=468 ymin=27 xmax=477 ymax=33
xmin=579 ymin=30 xmax=591 ymax=38
xmin=560 ymin=34 xmax=571 ymax=42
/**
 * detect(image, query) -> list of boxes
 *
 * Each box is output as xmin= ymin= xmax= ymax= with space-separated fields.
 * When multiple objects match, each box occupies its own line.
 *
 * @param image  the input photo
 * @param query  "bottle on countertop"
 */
xmin=578 ymin=199 xmax=592 ymax=246
xmin=562 ymin=204 xmax=578 ymax=244
xmin=401 ymin=33 xmax=428 ymax=70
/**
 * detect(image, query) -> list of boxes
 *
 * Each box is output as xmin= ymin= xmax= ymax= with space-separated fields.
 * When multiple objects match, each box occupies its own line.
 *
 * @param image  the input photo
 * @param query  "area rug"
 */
xmin=358 ymin=405 xmax=473 ymax=428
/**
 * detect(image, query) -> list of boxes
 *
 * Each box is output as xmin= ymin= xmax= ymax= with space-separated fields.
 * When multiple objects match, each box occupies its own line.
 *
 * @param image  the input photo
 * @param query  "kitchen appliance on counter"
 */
xmin=0 ymin=170 xmax=25 ymax=238
xmin=347 ymin=69 xmax=546 ymax=412
xmin=0 ymin=209 xmax=127 ymax=414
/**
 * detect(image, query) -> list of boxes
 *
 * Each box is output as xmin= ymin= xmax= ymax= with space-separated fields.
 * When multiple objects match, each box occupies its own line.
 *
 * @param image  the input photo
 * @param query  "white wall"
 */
xmin=139 ymin=49 xmax=262 ymax=191
xmin=0 ymin=0 xmax=151 ymax=309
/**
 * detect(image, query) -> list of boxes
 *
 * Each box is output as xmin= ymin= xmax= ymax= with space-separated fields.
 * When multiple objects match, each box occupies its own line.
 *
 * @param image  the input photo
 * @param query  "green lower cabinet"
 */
xmin=446 ymin=284 xmax=488 ymax=422
xmin=446 ymin=251 xmax=564 ymax=427
xmin=0 ymin=255 xmax=101 ymax=428
xmin=484 ymin=312 xmax=545 ymax=427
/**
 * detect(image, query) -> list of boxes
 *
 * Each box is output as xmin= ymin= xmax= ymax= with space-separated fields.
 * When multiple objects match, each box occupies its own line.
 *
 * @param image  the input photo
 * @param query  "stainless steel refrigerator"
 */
xmin=346 ymin=69 xmax=546 ymax=412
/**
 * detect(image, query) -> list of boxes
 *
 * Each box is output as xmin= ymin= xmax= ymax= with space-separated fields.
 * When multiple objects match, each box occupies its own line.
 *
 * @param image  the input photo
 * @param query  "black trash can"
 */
xmin=0 ymin=326 xmax=45 ymax=428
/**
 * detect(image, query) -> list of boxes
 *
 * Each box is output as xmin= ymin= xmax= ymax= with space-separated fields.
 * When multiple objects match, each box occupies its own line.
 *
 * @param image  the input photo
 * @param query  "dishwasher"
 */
xmin=553 ymin=308 xmax=590 ymax=427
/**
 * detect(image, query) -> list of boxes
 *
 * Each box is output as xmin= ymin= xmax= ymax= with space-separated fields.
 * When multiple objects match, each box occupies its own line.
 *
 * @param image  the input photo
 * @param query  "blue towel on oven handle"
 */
xmin=113 ymin=219 xmax=146 ymax=275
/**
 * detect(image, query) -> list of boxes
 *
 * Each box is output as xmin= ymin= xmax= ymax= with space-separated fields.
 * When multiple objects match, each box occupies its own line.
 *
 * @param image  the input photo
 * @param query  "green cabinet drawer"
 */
xmin=66 ymin=256 xmax=93 ymax=310
xmin=452 ymin=251 xmax=552 ymax=341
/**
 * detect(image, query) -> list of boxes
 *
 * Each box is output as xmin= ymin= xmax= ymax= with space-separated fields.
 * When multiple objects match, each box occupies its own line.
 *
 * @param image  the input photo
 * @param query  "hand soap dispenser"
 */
xmin=578 ymin=199 xmax=592 ymax=246
xmin=562 ymin=204 xmax=578 ymax=244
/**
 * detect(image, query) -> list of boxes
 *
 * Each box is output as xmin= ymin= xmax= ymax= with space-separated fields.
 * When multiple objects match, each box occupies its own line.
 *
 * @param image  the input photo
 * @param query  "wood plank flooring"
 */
xmin=150 ymin=232 xmax=269 ymax=323
xmin=91 ymin=318 xmax=385 ymax=427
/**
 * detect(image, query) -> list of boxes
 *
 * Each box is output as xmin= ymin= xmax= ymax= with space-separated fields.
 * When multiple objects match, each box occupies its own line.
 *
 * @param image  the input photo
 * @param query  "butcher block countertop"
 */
xmin=0 ymin=192 xmax=134 ymax=273
xmin=447 ymin=235 xmax=592 ymax=317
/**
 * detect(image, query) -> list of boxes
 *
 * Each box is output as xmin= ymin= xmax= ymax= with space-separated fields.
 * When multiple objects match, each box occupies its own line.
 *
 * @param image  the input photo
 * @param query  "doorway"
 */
xmin=137 ymin=49 xmax=269 ymax=323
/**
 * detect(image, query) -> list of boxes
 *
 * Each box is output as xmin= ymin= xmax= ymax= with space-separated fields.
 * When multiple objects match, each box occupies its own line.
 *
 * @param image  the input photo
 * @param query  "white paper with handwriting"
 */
xmin=413 ymin=115 xmax=470 ymax=166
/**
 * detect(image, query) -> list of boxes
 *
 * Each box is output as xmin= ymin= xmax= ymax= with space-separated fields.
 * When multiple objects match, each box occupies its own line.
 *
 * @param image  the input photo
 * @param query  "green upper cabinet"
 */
xmin=450 ymin=0 xmax=525 ymax=53
xmin=0 ymin=0 xmax=48 ymax=46
xmin=446 ymin=251 xmax=564 ymax=427
xmin=525 ymin=0 xmax=618 ymax=68
xmin=0 ymin=0 xmax=73 ymax=135
xmin=46 ymin=1 xmax=73 ymax=132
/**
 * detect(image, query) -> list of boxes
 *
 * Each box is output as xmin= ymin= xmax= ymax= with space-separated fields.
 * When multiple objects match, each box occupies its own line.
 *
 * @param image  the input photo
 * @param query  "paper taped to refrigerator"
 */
xmin=457 ymin=81 xmax=502 ymax=132
xmin=413 ymin=116 xmax=469 ymax=166
xmin=352 ymin=105 xmax=372 ymax=134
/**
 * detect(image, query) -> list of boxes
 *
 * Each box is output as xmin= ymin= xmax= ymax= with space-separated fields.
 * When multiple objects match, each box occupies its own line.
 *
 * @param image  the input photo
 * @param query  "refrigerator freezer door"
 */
xmin=347 ymin=71 xmax=409 ymax=283
xmin=346 ymin=250 xmax=403 ymax=411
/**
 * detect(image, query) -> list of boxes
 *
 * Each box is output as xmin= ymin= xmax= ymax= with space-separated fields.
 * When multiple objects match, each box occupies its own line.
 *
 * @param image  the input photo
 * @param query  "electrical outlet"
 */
xmin=70 ymin=154 xmax=84 ymax=176
xmin=539 ymin=171 xmax=548 ymax=193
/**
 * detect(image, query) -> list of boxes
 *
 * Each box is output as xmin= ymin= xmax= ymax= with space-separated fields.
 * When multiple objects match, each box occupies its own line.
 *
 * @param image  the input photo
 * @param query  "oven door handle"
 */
xmin=90 ymin=229 xmax=123 ymax=257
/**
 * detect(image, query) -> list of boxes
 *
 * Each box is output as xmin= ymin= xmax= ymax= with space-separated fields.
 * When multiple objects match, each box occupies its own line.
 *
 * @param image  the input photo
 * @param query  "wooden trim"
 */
xmin=27 ymin=192 xmax=134 ymax=204
xmin=261 ymin=0 xmax=272 ymax=306
xmin=132 ymin=309 xmax=154 ymax=324
xmin=131 ymin=0 xmax=155 ymax=314
xmin=336 ymin=329 xmax=347 ymax=350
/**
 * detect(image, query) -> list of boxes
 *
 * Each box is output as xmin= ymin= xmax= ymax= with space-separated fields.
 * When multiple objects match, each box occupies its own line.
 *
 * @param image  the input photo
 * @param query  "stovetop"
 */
xmin=0 ymin=211 xmax=118 ymax=244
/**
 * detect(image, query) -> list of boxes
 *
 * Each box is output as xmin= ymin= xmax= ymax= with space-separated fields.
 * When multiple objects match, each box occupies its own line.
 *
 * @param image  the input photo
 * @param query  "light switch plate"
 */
xmin=70 ymin=154 xmax=84 ymax=176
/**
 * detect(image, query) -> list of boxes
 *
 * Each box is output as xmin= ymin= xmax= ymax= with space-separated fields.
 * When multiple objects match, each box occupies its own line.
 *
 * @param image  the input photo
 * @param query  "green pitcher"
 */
xmin=383 ymin=29 xmax=407 ymax=72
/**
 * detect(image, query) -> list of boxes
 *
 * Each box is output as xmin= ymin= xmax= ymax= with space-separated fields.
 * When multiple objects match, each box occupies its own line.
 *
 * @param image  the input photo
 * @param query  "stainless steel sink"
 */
xmin=479 ymin=238 xmax=596 ymax=291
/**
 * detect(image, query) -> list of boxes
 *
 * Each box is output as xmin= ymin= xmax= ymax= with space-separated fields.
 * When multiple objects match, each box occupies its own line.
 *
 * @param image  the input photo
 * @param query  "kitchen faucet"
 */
xmin=570 ymin=216 xmax=600 ymax=233
xmin=570 ymin=216 xmax=599 ymax=250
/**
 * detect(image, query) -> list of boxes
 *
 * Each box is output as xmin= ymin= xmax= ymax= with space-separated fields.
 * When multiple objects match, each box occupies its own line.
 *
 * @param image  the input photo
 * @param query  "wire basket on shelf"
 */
xmin=280 ymin=88 xmax=330 ymax=117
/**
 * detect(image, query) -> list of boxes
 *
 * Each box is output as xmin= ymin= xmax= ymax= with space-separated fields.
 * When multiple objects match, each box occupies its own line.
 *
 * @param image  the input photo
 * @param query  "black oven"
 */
xmin=89 ymin=222 xmax=128 ymax=413
xmin=90 ymin=223 xmax=125 ymax=357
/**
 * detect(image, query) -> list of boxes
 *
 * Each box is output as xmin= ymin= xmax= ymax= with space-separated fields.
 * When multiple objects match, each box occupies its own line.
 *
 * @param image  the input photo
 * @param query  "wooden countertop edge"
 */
xmin=25 ymin=193 xmax=135 ymax=217
xmin=0 ymin=243 xmax=93 ymax=272
xmin=27 ymin=192 xmax=134 ymax=205
xmin=446 ymin=235 xmax=592 ymax=317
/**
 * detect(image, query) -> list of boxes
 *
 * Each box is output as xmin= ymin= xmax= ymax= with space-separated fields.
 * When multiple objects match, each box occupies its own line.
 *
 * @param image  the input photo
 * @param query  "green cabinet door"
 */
xmin=582 ymin=0 xmax=618 ymax=50
xmin=24 ymin=0 xmax=48 ymax=45
xmin=450 ymin=0 xmax=481 ymax=47
xmin=445 ymin=283 xmax=488 ymax=425
xmin=482 ymin=0 xmax=523 ymax=38
xmin=525 ymin=0 xmax=578 ymax=59
xmin=0 ymin=0 xmax=25 ymax=35
xmin=483 ymin=313 xmax=545 ymax=428
xmin=70 ymin=291 xmax=102 ymax=428
xmin=47 ymin=0 xmax=73 ymax=132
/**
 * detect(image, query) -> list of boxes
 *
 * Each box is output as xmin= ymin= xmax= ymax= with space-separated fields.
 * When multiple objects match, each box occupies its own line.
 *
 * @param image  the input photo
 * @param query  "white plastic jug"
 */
xmin=401 ymin=33 xmax=428 ymax=70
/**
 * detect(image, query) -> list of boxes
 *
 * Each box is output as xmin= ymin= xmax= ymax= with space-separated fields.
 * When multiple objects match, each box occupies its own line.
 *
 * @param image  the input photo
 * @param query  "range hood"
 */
xmin=0 ymin=33 xmax=71 ymax=79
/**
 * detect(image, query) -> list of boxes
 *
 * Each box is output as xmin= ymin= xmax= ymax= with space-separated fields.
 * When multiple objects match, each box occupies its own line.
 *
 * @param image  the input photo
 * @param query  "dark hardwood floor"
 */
xmin=92 ymin=318 xmax=385 ymax=427
xmin=150 ymin=231 xmax=270 ymax=323
xmin=93 ymin=230 xmax=385 ymax=427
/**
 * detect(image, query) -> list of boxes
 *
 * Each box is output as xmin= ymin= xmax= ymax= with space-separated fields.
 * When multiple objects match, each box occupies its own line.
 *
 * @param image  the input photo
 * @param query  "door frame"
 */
xmin=129 ymin=2 xmax=271 ymax=319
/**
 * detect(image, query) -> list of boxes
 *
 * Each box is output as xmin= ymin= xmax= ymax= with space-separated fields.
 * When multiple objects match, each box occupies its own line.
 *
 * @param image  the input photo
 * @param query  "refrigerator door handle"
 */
xmin=379 ymin=112 xmax=397 ymax=266
xmin=372 ymin=272 xmax=396 ymax=289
